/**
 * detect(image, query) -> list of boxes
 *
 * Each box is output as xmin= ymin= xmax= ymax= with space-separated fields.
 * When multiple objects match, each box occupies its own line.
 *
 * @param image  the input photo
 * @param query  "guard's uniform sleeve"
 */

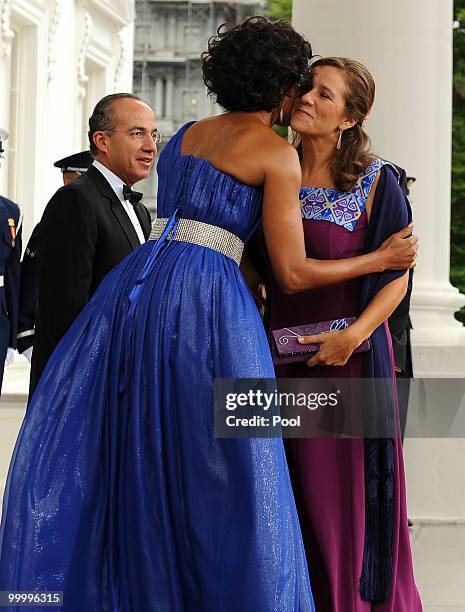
xmin=17 ymin=223 xmax=39 ymax=353
xmin=4 ymin=201 xmax=21 ymax=349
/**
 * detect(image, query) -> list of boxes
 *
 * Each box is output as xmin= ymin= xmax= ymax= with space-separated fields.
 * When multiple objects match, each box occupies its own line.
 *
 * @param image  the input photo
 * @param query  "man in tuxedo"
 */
xmin=30 ymin=93 xmax=157 ymax=394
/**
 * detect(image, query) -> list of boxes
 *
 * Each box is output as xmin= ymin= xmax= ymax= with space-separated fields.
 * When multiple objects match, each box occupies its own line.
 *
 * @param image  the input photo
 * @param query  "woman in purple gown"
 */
xmin=255 ymin=57 xmax=423 ymax=611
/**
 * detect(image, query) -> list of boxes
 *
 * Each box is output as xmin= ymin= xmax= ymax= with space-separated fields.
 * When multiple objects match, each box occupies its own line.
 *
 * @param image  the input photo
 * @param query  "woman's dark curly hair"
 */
xmin=201 ymin=16 xmax=312 ymax=112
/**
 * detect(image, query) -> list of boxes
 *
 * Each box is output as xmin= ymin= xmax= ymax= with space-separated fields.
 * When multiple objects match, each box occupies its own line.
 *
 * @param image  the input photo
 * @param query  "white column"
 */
xmin=159 ymin=11 xmax=166 ymax=51
xmin=154 ymin=75 xmax=164 ymax=119
xmin=0 ymin=54 xmax=11 ymax=196
xmin=0 ymin=0 xmax=14 ymax=169
xmin=216 ymin=10 xmax=224 ymax=32
xmin=165 ymin=71 xmax=174 ymax=120
xmin=167 ymin=12 xmax=176 ymax=50
xmin=293 ymin=0 xmax=465 ymax=376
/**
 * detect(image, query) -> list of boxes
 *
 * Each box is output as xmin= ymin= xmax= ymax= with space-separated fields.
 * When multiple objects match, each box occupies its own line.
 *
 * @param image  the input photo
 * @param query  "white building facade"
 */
xmin=133 ymin=0 xmax=265 ymax=135
xmin=0 ymin=0 xmax=135 ymax=497
xmin=0 ymin=0 xmax=135 ymax=243
xmin=133 ymin=0 xmax=265 ymax=209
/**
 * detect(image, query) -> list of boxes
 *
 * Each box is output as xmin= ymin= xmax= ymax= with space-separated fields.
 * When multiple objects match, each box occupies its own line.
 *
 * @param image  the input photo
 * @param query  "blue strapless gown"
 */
xmin=0 ymin=123 xmax=314 ymax=612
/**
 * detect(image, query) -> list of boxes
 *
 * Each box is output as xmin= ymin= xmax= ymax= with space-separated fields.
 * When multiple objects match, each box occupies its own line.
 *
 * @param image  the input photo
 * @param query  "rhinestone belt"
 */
xmin=149 ymin=217 xmax=244 ymax=266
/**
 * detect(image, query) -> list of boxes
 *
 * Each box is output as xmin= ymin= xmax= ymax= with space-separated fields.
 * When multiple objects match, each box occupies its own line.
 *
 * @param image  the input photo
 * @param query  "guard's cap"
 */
xmin=54 ymin=150 xmax=92 ymax=173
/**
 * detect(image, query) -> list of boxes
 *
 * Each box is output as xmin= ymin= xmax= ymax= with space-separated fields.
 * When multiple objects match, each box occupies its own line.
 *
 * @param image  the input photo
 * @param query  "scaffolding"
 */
xmin=133 ymin=0 xmax=266 ymax=211
xmin=135 ymin=0 xmax=267 ymax=100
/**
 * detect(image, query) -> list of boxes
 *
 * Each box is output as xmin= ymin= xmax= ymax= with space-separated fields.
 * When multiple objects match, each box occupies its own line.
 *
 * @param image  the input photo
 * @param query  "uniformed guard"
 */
xmin=17 ymin=151 xmax=92 ymax=361
xmin=53 ymin=150 xmax=93 ymax=185
xmin=0 ymin=128 xmax=22 ymax=393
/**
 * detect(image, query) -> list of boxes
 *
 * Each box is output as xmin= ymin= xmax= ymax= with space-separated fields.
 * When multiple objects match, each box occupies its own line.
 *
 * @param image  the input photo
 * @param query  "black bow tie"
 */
xmin=123 ymin=184 xmax=143 ymax=206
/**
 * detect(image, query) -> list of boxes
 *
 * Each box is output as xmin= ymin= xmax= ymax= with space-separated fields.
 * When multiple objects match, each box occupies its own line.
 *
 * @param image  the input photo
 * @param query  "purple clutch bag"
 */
xmin=271 ymin=317 xmax=371 ymax=365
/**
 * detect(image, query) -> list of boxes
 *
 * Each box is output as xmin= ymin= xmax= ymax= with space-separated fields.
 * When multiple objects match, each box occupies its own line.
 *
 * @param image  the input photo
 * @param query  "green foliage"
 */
xmin=272 ymin=125 xmax=289 ymax=139
xmin=267 ymin=1 xmax=291 ymax=139
xmin=268 ymin=0 xmax=292 ymax=21
xmin=452 ymin=1 xmax=465 ymax=323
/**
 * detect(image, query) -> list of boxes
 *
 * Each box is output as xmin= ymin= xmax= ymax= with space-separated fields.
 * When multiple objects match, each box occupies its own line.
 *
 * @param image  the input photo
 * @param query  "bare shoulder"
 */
xmin=182 ymin=117 xmax=300 ymax=185
xmin=261 ymin=132 xmax=301 ymax=181
xmin=182 ymin=115 xmax=220 ymax=136
xmin=180 ymin=116 xmax=227 ymax=153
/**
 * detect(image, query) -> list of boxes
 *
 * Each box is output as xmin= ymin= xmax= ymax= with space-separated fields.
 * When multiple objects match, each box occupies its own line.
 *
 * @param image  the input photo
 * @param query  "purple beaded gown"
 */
xmin=256 ymin=160 xmax=422 ymax=611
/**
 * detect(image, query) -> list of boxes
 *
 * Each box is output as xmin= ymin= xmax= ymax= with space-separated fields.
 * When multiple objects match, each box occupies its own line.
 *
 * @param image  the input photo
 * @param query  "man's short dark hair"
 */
xmin=88 ymin=93 xmax=145 ymax=157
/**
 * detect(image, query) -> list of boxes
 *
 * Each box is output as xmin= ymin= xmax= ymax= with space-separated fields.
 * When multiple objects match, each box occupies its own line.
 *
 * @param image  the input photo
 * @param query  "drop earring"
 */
xmin=337 ymin=128 xmax=343 ymax=150
xmin=279 ymin=108 xmax=284 ymax=124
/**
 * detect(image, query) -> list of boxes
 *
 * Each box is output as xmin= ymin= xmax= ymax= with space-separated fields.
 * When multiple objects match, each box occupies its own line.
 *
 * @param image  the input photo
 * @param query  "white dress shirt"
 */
xmin=92 ymin=160 xmax=146 ymax=245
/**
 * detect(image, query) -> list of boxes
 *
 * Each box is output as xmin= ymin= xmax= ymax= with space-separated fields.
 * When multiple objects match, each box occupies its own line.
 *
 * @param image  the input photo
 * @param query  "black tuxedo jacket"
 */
xmin=30 ymin=165 xmax=151 ymax=394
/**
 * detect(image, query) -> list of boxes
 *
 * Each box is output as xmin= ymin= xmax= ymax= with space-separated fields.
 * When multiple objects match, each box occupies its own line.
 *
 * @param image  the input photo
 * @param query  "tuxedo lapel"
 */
xmin=133 ymin=202 xmax=151 ymax=239
xmin=86 ymin=165 xmax=141 ymax=250
xmin=110 ymin=200 xmax=141 ymax=250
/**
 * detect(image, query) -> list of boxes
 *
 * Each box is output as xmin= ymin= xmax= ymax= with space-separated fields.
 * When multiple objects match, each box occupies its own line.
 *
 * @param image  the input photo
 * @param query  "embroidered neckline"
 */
xmin=300 ymin=158 xmax=395 ymax=232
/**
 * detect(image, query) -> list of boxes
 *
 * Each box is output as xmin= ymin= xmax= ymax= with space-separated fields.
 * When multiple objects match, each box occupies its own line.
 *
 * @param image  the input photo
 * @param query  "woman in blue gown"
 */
xmin=0 ymin=18 xmax=417 ymax=612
